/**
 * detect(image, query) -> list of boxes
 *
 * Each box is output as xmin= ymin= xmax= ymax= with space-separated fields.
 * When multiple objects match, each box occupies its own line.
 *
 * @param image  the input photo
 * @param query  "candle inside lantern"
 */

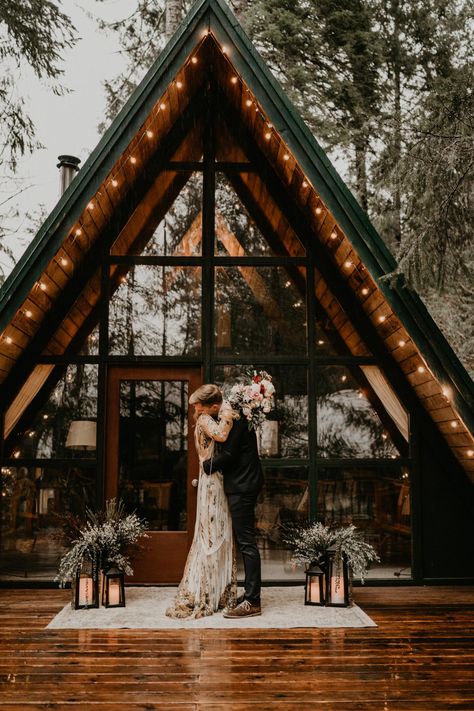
xmin=78 ymin=576 xmax=92 ymax=607
xmin=108 ymin=581 xmax=121 ymax=606
xmin=329 ymin=557 xmax=345 ymax=605
xmin=310 ymin=580 xmax=321 ymax=604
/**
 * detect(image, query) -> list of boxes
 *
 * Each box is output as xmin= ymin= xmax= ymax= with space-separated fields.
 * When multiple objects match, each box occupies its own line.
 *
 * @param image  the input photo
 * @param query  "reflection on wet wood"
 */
xmin=0 ymin=586 xmax=472 ymax=709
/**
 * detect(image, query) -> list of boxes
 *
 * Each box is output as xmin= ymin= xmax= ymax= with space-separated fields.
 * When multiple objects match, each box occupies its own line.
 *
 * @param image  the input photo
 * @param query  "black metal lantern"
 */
xmin=73 ymin=564 xmax=99 ymax=610
xmin=101 ymin=566 xmax=126 ymax=608
xmin=304 ymin=563 xmax=326 ymax=606
xmin=325 ymin=545 xmax=350 ymax=607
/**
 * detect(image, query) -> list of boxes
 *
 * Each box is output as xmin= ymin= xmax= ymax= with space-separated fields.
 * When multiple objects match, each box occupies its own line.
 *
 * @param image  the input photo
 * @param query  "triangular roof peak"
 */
xmin=0 ymin=0 xmax=473 ymax=479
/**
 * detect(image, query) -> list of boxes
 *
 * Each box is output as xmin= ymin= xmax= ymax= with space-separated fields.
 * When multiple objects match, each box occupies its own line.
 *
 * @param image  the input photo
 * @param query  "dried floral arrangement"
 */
xmin=282 ymin=521 xmax=380 ymax=582
xmin=55 ymin=498 xmax=148 ymax=586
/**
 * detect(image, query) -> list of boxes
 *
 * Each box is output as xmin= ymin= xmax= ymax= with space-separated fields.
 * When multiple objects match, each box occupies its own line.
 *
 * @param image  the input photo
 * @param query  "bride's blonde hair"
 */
xmin=189 ymin=384 xmax=223 ymax=406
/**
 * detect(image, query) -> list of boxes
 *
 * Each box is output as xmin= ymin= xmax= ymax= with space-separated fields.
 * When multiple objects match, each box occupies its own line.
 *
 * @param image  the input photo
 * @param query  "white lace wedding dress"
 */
xmin=166 ymin=410 xmax=237 ymax=619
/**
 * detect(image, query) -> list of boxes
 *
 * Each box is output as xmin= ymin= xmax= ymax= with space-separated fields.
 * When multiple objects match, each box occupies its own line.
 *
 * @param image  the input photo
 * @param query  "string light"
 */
xmin=112 ymin=179 xmax=118 ymax=187
xmin=25 ymin=310 xmax=32 ymax=318
xmin=176 ymin=81 xmax=183 ymax=89
xmin=130 ymin=156 xmax=137 ymax=164
xmin=42 ymin=414 xmax=49 ymax=420
xmin=417 ymin=365 xmax=426 ymax=373
xmin=75 ymin=228 xmax=82 ymax=237
xmin=5 ymin=336 xmax=12 ymax=344
xmin=330 ymin=231 xmax=338 ymax=240
xmin=450 ymin=421 xmax=458 ymax=428
xmin=442 ymin=386 xmax=451 ymax=400
xmin=60 ymin=257 xmax=68 ymax=267
xmin=317 ymin=340 xmax=325 ymax=345
xmin=222 ymin=45 xmax=228 ymax=54
xmin=315 ymin=206 xmax=322 ymax=215
xmin=246 ymin=99 xmax=252 ymax=107
xmin=302 ymin=181 xmax=308 ymax=188
xmin=344 ymin=260 xmax=352 ymax=269
xmin=283 ymin=153 xmax=290 ymax=161
xmin=87 ymin=202 xmax=94 ymax=210
xmin=265 ymin=131 xmax=272 ymax=140
xmin=231 ymin=76 xmax=238 ymax=84
xmin=398 ymin=340 xmax=406 ymax=348
xmin=341 ymin=375 xmax=347 ymax=382
xmin=378 ymin=315 xmax=386 ymax=323
xmin=285 ymin=280 xmax=291 ymax=287
xmin=160 ymin=103 xmax=166 ymax=111
xmin=467 ymin=449 xmax=474 ymax=457
xmin=191 ymin=56 xmax=198 ymax=64
xmin=361 ymin=287 xmax=369 ymax=296
xmin=13 ymin=450 xmax=20 ymax=459
xmin=201 ymin=29 xmax=209 ymax=37
xmin=39 ymin=282 xmax=47 ymax=291
xmin=146 ymin=130 xmax=154 ymax=138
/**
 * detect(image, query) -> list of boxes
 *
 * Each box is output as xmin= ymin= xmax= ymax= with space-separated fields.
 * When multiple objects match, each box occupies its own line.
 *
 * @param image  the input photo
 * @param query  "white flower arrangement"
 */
xmin=226 ymin=370 xmax=276 ymax=429
xmin=55 ymin=499 xmax=148 ymax=586
xmin=283 ymin=522 xmax=380 ymax=583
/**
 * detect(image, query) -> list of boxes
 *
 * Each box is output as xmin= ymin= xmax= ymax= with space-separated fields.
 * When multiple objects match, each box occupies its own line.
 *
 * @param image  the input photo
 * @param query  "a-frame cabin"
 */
xmin=0 ymin=0 xmax=473 ymax=585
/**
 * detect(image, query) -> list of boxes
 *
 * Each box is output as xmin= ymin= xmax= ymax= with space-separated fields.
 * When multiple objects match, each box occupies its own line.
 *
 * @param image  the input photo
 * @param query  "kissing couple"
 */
xmin=166 ymin=373 xmax=275 ymax=620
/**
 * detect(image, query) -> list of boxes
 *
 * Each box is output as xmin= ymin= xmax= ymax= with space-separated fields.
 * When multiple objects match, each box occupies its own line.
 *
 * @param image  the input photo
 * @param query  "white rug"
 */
xmin=47 ymin=586 xmax=376 ymax=629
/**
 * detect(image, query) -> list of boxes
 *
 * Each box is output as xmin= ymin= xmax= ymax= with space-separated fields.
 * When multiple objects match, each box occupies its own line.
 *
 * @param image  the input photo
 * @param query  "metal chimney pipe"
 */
xmin=57 ymin=155 xmax=81 ymax=196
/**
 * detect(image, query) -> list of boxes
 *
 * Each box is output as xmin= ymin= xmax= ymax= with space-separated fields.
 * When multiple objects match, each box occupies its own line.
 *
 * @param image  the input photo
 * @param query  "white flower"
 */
xmin=261 ymin=379 xmax=275 ymax=396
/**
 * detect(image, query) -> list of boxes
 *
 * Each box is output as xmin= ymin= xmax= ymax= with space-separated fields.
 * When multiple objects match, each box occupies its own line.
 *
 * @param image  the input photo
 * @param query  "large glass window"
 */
xmin=108 ymin=265 xmax=201 ymax=356
xmin=316 ymin=365 xmax=406 ymax=458
xmin=317 ymin=465 xmax=412 ymax=580
xmin=214 ymin=266 xmax=307 ymax=356
xmin=0 ymin=463 xmax=96 ymax=581
xmin=5 ymin=365 xmax=98 ymax=460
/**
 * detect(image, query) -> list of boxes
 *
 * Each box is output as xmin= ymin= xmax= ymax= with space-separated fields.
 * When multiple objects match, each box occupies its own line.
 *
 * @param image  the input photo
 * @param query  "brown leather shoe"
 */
xmin=223 ymin=599 xmax=261 ymax=618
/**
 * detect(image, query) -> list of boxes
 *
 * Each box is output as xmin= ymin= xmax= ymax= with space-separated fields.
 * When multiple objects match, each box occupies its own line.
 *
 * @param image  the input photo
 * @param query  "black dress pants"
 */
xmin=227 ymin=492 xmax=261 ymax=604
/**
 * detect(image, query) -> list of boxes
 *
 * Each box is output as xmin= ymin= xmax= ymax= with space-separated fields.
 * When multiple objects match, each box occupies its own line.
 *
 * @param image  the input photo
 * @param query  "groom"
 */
xmin=203 ymin=392 xmax=264 ymax=618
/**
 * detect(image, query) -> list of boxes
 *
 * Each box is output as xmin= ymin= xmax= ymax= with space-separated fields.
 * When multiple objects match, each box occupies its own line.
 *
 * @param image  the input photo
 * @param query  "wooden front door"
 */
xmin=106 ymin=366 xmax=201 ymax=583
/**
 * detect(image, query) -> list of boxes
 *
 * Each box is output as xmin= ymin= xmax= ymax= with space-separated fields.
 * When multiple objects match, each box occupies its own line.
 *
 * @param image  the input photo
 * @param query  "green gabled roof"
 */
xmin=1 ymin=0 xmax=473 ymax=434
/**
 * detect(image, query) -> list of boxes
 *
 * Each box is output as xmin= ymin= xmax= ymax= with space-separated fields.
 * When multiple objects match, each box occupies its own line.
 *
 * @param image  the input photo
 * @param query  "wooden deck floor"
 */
xmin=0 ymin=586 xmax=473 ymax=710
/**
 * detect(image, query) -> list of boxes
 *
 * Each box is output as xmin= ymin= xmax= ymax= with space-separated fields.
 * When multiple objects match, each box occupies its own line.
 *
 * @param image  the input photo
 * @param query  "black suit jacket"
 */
xmin=203 ymin=417 xmax=264 ymax=495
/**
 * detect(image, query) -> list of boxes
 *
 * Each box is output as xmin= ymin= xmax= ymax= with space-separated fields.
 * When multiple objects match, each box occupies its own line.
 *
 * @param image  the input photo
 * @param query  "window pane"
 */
xmin=118 ymin=380 xmax=188 ymax=531
xmin=316 ymin=365 xmax=404 ymax=458
xmin=215 ymin=267 xmax=307 ymax=356
xmin=5 ymin=365 xmax=98 ymax=460
xmin=0 ymin=464 xmax=96 ymax=581
xmin=214 ymin=365 xmax=308 ymax=458
xmin=257 ymin=466 xmax=309 ymax=582
xmin=111 ymin=172 xmax=202 ymax=256
xmin=108 ymin=265 xmax=201 ymax=355
xmin=317 ymin=465 xmax=412 ymax=579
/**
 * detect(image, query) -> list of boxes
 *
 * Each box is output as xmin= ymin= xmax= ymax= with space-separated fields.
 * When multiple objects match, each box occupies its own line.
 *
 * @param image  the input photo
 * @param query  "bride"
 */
xmin=166 ymin=384 xmax=238 ymax=619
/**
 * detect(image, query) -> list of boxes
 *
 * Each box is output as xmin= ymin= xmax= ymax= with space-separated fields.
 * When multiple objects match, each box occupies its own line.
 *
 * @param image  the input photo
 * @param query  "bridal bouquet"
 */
xmin=227 ymin=370 xmax=276 ymax=429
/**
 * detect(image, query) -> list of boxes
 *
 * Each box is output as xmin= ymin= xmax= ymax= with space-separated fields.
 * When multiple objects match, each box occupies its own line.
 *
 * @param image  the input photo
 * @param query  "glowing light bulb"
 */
xmin=317 ymin=340 xmax=324 ymax=345
xmin=302 ymin=181 xmax=308 ymax=188
xmin=202 ymin=29 xmax=209 ymax=37
xmin=25 ymin=310 xmax=32 ymax=318
xmin=442 ymin=386 xmax=451 ymax=400
xmin=13 ymin=450 xmax=20 ymax=459
xmin=330 ymin=231 xmax=337 ymax=240
xmin=265 ymin=131 xmax=272 ymax=140
xmin=467 ymin=449 xmax=474 ymax=457
xmin=231 ymin=76 xmax=238 ymax=84
xmin=361 ymin=287 xmax=369 ymax=296
xmin=87 ymin=202 xmax=94 ymax=210
xmin=176 ymin=81 xmax=183 ymax=89
xmin=379 ymin=315 xmax=386 ymax=323
xmin=283 ymin=154 xmax=290 ymax=161
xmin=43 ymin=414 xmax=49 ymax=420
xmin=246 ymin=99 xmax=252 ymax=107
xmin=160 ymin=103 xmax=166 ymax=110
xmin=285 ymin=280 xmax=291 ymax=287
xmin=112 ymin=179 xmax=118 ymax=187
xmin=417 ymin=365 xmax=425 ymax=373
xmin=341 ymin=375 xmax=347 ymax=382
xmin=450 ymin=421 xmax=458 ymax=428
xmin=222 ymin=45 xmax=228 ymax=54
xmin=191 ymin=56 xmax=198 ymax=64
xmin=5 ymin=336 xmax=12 ymax=344
xmin=315 ymin=206 xmax=322 ymax=215
xmin=130 ymin=156 xmax=137 ymax=164
xmin=382 ymin=433 xmax=388 ymax=440
xmin=120 ymin=276 xmax=127 ymax=284
xmin=61 ymin=257 xmax=68 ymax=267
xmin=39 ymin=282 xmax=47 ymax=291
xmin=398 ymin=340 xmax=406 ymax=348
xmin=344 ymin=260 xmax=352 ymax=269
xmin=146 ymin=130 xmax=154 ymax=138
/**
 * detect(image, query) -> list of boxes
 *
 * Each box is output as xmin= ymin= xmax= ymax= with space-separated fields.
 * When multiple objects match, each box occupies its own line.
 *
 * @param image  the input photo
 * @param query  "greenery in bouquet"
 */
xmin=55 ymin=498 xmax=148 ymax=586
xmin=282 ymin=521 xmax=380 ymax=583
xmin=226 ymin=369 xmax=275 ymax=430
